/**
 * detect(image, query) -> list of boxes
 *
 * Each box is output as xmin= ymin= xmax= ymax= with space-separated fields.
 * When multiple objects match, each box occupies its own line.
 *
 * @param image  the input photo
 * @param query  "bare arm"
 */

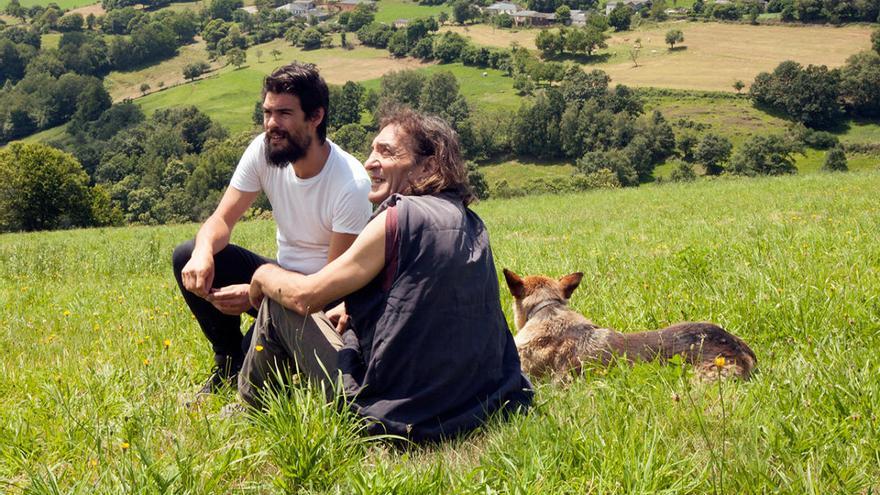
xmin=326 ymin=232 xmax=359 ymax=263
xmin=249 ymin=211 xmax=387 ymax=315
xmin=181 ymin=186 xmax=259 ymax=298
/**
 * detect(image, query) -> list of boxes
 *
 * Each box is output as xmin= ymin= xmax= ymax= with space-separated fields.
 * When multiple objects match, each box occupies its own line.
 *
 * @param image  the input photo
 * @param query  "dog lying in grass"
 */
xmin=502 ymin=269 xmax=757 ymax=380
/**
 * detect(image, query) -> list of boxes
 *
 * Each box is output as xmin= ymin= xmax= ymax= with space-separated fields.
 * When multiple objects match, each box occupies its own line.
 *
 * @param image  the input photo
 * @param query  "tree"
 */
xmin=379 ymin=70 xmax=426 ymax=110
xmin=729 ymin=134 xmax=798 ymax=176
xmin=255 ymin=49 xmax=263 ymax=62
xmin=749 ymin=61 xmax=843 ymax=128
xmin=140 ymin=83 xmax=151 ymax=95
xmin=665 ymin=29 xmax=684 ymax=49
xmin=568 ymin=26 xmax=608 ymax=56
xmin=669 ymin=161 xmax=697 ymax=182
xmin=438 ymin=11 xmax=449 ymax=24
xmin=0 ymin=39 xmax=28 ymax=85
xmin=4 ymin=0 xmax=25 ymax=19
xmin=0 ymin=143 xmax=94 ymax=231
xmin=333 ymin=81 xmax=365 ymax=127
xmin=535 ymin=29 xmax=564 ymax=58
xmin=555 ymin=5 xmax=571 ymax=23
xmin=733 ymin=79 xmax=745 ymax=93
xmin=467 ymin=162 xmax=489 ymax=200
xmin=693 ymin=133 xmax=732 ymax=175
xmin=432 ymin=31 xmax=467 ymax=63
xmin=226 ymin=47 xmax=246 ymax=68
xmin=873 ymin=28 xmax=880 ymax=55
xmin=838 ymin=51 xmax=880 ymax=118
xmin=823 ymin=146 xmax=847 ymax=171
xmin=608 ymin=4 xmax=633 ymax=31
xmin=330 ymin=123 xmax=370 ymax=160
xmin=347 ymin=3 xmax=375 ymax=31
xmin=576 ymin=150 xmax=638 ymax=186
xmin=299 ymin=27 xmax=324 ymax=50
xmin=57 ymin=13 xmax=85 ymax=32
xmin=452 ymin=0 xmax=477 ymax=24
xmin=183 ymin=61 xmax=210 ymax=80
xmin=270 ymin=48 xmax=281 ymax=60
xmin=205 ymin=0 xmax=243 ymax=21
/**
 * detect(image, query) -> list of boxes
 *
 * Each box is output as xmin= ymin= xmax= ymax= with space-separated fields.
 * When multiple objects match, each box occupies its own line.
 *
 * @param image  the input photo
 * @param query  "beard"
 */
xmin=264 ymin=130 xmax=311 ymax=168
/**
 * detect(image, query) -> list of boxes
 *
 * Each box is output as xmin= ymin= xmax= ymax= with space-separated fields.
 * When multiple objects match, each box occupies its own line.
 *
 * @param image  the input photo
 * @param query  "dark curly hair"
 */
xmin=262 ymin=62 xmax=329 ymax=142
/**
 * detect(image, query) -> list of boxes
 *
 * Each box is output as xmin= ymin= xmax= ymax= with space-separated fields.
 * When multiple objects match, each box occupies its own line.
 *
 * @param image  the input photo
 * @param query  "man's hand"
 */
xmin=206 ymin=284 xmax=253 ymax=315
xmin=326 ymin=302 xmax=349 ymax=334
xmin=181 ymin=252 xmax=215 ymax=299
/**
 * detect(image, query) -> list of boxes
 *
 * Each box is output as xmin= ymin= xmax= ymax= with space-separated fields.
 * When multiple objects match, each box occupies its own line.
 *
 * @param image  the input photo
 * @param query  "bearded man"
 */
xmin=172 ymin=62 xmax=371 ymax=398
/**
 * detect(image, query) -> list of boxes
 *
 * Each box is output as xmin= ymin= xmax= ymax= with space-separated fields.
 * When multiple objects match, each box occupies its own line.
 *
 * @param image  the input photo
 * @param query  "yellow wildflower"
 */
xmin=63 ymin=310 xmax=71 ymax=317
xmin=163 ymin=339 xmax=171 ymax=349
xmin=143 ymin=358 xmax=150 ymax=366
xmin=255 ymin=345 xmax=264 ymax=352
xmin=714 ymin=356 xmax=726 ymax=368
xmin=121 ymin=442 xmax=130 ymax=451
xmin=89 ymin=458 xmax=98 ymax=467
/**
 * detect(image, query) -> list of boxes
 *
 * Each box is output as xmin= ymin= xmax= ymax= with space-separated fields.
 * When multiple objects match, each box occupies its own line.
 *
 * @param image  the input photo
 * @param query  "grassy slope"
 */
xmin=1 ymin=171 xmax=879 ymax=492
xmin=1 ymin=0 xmax=95 ymax=9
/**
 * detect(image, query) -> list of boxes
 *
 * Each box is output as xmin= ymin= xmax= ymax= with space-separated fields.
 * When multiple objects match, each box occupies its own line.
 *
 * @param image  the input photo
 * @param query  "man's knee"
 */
xmin=172 ymin=240 xmax=195 ymax=275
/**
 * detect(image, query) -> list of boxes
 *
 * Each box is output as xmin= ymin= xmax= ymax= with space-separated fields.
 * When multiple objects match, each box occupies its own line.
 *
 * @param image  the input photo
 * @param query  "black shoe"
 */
xmin=196 ymin=354 xmax=242 ymax=396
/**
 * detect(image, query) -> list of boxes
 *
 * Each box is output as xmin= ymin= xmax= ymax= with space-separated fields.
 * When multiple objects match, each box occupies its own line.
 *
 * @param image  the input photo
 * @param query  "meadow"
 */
xmin=1 ymin=170 xmax=879 ymax=493
xmin=373 ymin=0 xmax=450 ymax=24
xmin=441 ymin=22 xmax=875 ymax=92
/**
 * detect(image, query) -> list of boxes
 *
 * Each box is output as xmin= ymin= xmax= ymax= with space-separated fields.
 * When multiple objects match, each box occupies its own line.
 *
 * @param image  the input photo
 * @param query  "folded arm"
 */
xmin=249 ymin=211 xmax=388 ymax=315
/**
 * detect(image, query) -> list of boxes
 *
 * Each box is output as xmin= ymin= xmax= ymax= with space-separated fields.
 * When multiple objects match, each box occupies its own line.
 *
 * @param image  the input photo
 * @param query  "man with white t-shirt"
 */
xmin=172 ymin=62 xmax=371 ymax=397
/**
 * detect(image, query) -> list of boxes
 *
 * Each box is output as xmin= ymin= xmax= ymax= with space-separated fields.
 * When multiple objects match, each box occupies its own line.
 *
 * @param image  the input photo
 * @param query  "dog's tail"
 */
xmin=613 ymin=322 xmax=757 ymax=379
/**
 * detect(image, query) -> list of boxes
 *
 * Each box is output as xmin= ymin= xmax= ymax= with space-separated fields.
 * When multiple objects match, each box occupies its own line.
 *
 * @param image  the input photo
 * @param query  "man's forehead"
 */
xmin=263 ymin=92 xmax=301 ymax=109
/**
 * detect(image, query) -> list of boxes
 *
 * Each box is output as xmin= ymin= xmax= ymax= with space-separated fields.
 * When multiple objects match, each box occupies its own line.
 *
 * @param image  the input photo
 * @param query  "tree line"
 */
xmin=749 ymin=37 xmax=880 ymax=129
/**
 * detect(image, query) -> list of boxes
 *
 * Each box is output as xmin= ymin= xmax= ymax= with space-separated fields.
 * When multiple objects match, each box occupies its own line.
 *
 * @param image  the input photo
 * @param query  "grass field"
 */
xmin=373 ymin=0 xmax=451 ymax=24
xmin=104 ymin=39 xmax=222 ymax=101
xmin=2 ymin=171 xmax=879 ymax=492
xmin=0 ymin=0 xmax=96 ymax=9
xmin=443 ymin=22 xmax=875 ymax=92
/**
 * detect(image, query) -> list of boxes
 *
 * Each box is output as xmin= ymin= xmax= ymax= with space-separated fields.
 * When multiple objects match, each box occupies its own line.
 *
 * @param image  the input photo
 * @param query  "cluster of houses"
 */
xmin=483 ymin=0 xmax=659 ymax=24
xmin=241 ymin=0 xmax=375 ymax=21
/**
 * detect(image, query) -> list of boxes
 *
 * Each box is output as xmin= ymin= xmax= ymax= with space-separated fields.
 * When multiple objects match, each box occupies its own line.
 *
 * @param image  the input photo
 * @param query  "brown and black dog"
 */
xmin=503 ymin=269 xmax=757 ymax=380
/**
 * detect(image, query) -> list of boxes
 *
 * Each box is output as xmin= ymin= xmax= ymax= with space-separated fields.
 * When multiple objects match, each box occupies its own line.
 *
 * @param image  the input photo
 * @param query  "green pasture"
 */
xmin=0 ymin=0 xmax=96 ymax=9
xmin=481 ymin=160 xmax=576 ymax=188
xmin=40 ymin=33 xmax=60 ymax=49
xmin=373 ymin=0 xmax=451 ymax=24
xmin=2 ymin=171 xmax=879 ymax=492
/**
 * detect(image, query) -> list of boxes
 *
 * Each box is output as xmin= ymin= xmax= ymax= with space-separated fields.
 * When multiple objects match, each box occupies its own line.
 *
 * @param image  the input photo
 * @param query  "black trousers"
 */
xmin=172 ymin=240 xmax=273 ymax=363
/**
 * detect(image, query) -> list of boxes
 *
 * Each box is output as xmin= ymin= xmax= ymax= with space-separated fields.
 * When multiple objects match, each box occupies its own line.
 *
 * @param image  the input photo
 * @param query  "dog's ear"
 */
xmin=503 ymin=269 xmax=526 ymax=299
xmin=559 ymin=272 xmax=584 ymax=299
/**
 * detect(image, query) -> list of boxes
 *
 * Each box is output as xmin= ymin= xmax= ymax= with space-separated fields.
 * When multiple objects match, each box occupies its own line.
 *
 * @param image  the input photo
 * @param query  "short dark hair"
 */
xmin=262 ymin=62 xmax=329 ymax=142
xmin=380 ymin=108 xmax=476 ymax=206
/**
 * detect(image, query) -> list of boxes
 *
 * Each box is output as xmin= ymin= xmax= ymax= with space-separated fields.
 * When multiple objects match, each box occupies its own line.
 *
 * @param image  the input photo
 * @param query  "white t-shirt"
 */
xmin=230 ymin=134 xmax=372 ymax=274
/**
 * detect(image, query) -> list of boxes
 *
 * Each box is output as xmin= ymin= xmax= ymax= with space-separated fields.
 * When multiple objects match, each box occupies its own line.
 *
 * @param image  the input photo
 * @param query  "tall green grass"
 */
xmin=1 ymin=171 xmax=879 ymax=492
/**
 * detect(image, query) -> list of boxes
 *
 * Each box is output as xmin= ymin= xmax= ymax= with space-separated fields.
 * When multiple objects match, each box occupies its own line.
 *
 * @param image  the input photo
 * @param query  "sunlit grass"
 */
xmin=2 ymin=171 xmax=879 ymax=492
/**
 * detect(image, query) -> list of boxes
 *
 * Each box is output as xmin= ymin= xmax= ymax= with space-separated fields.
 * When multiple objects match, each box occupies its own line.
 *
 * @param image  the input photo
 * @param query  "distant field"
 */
xmin=443 ymin=22 xmax=875 ymax=92
xmin=40 ymin=32 xmax=60 ymax=49
xmin=1 ymin=0 xmax=96 ymax=9
xmin=480 ymin=160 xmax=576 ymax=191
xmin=105 ymin=39 xmax=222 ymax=101
xmin=373 ymin=0 xmax=450 ymax=24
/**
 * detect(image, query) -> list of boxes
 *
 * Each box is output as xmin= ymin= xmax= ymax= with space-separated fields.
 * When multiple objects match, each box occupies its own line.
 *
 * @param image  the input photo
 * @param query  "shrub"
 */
xmin=823 ymin=146 xmax=848 ymax=171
